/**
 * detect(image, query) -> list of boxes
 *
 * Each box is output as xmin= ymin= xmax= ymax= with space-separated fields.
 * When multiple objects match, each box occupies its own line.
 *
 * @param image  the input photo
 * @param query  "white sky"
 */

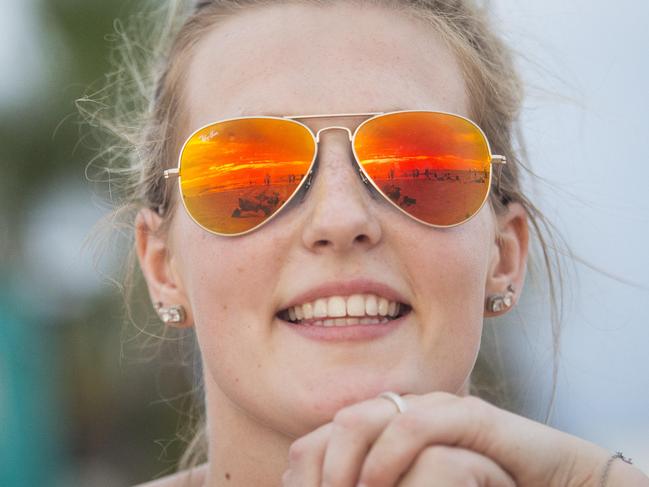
xmin=491 ymin=0 xmax=649 ymax=473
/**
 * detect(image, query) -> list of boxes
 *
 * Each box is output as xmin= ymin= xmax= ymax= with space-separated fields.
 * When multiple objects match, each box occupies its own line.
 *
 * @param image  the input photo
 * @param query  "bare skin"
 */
xmin=134 ymin=3 xmax=649 ymax=486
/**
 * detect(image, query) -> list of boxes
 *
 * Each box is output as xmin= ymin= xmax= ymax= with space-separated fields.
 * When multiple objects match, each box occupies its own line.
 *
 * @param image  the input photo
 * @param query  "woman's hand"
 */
xmin=282 ymin=392 xmax=645 ymax=487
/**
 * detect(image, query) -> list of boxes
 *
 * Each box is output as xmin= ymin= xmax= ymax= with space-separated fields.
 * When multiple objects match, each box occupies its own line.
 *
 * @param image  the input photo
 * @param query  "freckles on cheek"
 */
xmin=179 ymin=233 xmax=278 ymax=331
xmin=408 ymin=220 xmax=492 ymax=341
xmin=450 ymin=218 xmax=493 ymax=278
xmin=190 ymin=253 xmax=252 ymax=309
xmin=423 ymin=236 xmax=489 ymax=294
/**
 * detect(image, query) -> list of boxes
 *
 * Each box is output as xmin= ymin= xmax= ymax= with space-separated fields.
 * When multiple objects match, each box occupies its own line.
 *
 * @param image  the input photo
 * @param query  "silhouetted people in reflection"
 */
xmin=385 ymin=185 xmax=401 ymax=201
xmin=383 ymin=184 xmax=417 ymax=209
xmin=401 ymin=196 xmax=416 ymax=207
xmin=232 ymin=191 xmax=281 ymax=218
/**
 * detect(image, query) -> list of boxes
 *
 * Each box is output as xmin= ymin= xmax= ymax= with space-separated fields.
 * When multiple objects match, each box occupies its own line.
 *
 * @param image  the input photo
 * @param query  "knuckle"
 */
xmin=287 ymin=437 xmax=310 ymax=463
xmin=419 ymin=445 xmax=458 ymax=465
xmin=360 ymin=464 xmax=386 ymax=486
xmin=432 ymin=390 xmax=457 ymax=401
xmin=281 ymin=469 xmax=291 ymax=486
xmin=416 ymin=447 xmax=480 ymax=486
xmin=462 ymin=394 xmax=487 ymax=411
xmin=332 ymin=405 xmax=366 ymax=430
xmin=321 ymin=469 xmax=346 ymax=487
xmin=393 ymin=409 xmax=427 ymax=435
xmin=460 ymin=395 xmax=494 ymax=444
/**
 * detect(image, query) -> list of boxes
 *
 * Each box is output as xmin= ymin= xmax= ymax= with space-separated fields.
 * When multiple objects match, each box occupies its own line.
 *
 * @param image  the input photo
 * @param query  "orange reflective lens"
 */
xmin=176 ymin=111 xmax=495 ymax=235
xmin=354 ymin=112 xmax=492 ymax=227
xmin=179 ymin=118 xmax=315 ymax=235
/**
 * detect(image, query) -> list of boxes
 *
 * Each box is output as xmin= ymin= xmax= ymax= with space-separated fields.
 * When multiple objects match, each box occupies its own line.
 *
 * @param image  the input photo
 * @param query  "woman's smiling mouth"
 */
xmin=276 ymin=280 xmax=413 ymax=341
xmin=278 ymin=293 xmax=411 ymax=327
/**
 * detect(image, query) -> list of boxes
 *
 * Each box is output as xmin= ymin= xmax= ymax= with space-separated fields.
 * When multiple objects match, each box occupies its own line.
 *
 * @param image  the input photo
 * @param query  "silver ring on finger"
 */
xmin=378 ymin=391 xmax=408 ymax=413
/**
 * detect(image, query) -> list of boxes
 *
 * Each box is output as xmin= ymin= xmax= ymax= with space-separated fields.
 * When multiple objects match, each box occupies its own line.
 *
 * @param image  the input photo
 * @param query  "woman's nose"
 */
xmin=300 ymin=130 xmax=382 ymax=253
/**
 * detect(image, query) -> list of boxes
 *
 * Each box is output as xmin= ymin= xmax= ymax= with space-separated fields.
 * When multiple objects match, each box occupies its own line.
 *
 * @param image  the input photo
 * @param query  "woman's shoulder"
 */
xmin=133 ymin=464 xmax=207 ymax=487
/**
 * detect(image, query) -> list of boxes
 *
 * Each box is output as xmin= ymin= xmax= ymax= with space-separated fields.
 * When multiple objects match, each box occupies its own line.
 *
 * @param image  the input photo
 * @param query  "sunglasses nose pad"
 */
xmin=304 ymin=171 xmax=314 ymax=190
xmin=289 ymin=168 xmax=316 ymax=207
xmin=358 ymin=167 xmax=369 ymax=184
xmin=351 ymin=156 xmax=386 ymax=201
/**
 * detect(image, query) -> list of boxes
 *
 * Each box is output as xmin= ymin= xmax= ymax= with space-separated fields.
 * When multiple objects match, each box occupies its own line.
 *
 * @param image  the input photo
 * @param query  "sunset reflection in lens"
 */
xmin=354 ymin=111 xmax=491 ymax=226
xmin=180 ymin=118 xmax=315 ymax=235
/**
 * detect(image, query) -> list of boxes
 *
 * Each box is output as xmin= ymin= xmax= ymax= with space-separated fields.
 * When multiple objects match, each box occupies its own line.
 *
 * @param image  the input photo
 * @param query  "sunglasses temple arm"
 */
xmin=155 ymin=168 xmax=181 ymax=215
xmin=164 ymin=168 xmax=180 ymax=179
xmin=491 ymin=155 xmax=506 ymax=195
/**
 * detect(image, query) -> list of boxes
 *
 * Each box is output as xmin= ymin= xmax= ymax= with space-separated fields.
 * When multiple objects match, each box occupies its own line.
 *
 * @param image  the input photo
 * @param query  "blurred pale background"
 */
xmin=490 ymin=0 xmax=649 ymax=474
xmin=0 ymin=0 xmax=647 ymax=485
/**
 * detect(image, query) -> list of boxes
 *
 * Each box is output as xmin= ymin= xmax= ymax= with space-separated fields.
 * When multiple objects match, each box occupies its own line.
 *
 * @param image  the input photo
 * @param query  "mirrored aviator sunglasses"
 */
xmin=163 ymin=110 xmax=506 ymax=236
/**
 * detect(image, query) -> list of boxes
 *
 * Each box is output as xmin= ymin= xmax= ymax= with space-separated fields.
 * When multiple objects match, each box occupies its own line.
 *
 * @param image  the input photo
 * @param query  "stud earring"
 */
xmin=486 ymin=284 xmax=516 ymax=313
xmin=154 ymin=302 xmax=187 ymax=324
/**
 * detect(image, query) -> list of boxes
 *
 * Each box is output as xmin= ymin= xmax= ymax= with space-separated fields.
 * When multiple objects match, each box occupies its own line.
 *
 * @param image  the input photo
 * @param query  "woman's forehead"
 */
xmin=184 ymin=2 xmax=468 ymax=129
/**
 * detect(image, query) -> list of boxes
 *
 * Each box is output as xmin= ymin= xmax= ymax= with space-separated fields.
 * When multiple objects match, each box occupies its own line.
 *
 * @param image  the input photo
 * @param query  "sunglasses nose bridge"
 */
xmin=301 ymin=127 xmax=383 ymax=252
xmin=313 ymin=126 xmax=367 ymax=183
xmin=314 ymin=126 xmax=353 ymax=143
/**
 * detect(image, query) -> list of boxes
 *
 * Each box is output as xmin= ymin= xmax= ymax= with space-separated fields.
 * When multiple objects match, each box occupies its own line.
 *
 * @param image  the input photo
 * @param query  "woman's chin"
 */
xmin=285 ymin=377 xmax=412 ymax=428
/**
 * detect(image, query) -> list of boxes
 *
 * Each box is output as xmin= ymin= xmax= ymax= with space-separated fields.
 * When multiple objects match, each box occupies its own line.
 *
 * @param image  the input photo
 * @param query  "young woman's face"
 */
xmin=167 ymin=2 xmax=502 ymax=436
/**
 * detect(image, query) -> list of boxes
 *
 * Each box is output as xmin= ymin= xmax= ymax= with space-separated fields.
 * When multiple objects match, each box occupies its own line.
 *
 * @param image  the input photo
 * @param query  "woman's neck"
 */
xmin=203 ymin=383 xmax=293 ymax=487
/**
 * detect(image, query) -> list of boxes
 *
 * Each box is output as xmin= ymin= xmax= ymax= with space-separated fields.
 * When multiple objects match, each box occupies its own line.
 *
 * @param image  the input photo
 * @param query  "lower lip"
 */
xmin=281 ymin=315 xmax=407 ymax=342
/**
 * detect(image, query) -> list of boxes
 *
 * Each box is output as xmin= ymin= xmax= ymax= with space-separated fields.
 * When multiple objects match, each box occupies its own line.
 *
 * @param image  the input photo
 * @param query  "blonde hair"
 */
xmin=81 ymin=0 xmax=568 ymax=477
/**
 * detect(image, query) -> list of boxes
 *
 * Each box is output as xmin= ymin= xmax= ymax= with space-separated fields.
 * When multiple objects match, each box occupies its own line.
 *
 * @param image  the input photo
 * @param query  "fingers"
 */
xmin=397 ymin=446 xmax=516 ymax=487
xmin=287 ymin=393 xmax=458 ymax=487
xmin=357 ymin=393 xmax=588 ymax=486
xmin=288 ymin=392 xmax=590 ymax=487
xmin=283 ymin=422 xmax=332 ymax=487
xmin=285 ymin=396 xmax=405 ymax=487
xmin=358 ymin=394 xmax=518 ymax=486
xmin=320 ymin=397 xmax=405 ymax=486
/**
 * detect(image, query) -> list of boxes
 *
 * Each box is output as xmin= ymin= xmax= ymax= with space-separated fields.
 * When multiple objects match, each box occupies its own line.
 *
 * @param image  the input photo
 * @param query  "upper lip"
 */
xmin=278 ymin=278 xmax=410 ymax=312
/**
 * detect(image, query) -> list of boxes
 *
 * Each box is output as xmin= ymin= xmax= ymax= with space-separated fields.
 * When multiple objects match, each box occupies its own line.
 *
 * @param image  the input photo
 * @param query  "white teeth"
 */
xmin=365 ymin=295 xmax=378 ymax=316
xmin=328 ymin=296 xmax=347 ymax=318
xmin=314 ymin=298 xmax=328 ymax=318
xmin=294 ymin=306 xmax=304 ymax=320
xmin=378 ymin=297 xmax=389 ymax=316
xmin=303 ymin=302 xmax=314 ymax=319
xmin=347 ymin=294 xmax=366 ymax=317
xmin=284 ymin=293 xmax=406 ymax=324
xmin=292 ymin=316 xmax=390 ymax=327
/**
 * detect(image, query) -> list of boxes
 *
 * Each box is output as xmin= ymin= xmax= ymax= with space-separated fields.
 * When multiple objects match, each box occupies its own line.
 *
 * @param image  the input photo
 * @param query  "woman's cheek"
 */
xmin=403 ymin=220 xmax=491 ymax=385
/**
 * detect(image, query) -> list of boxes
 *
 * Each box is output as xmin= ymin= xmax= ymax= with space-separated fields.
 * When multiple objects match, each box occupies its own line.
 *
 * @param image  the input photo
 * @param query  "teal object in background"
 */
xmin=0 ymin=288 xmax=65 ymax=487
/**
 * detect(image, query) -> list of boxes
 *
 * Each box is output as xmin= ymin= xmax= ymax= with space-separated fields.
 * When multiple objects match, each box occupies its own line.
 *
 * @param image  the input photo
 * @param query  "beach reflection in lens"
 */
xmin=354 ymin=112 xmax=491 ymax=226
xmin=180 ymin=118 xmax=315 ymax=235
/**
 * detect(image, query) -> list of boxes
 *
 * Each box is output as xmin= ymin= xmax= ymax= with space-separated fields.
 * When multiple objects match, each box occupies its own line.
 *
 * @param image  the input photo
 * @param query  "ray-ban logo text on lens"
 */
xmin=199 ymin=129 xmax=220 ymax=142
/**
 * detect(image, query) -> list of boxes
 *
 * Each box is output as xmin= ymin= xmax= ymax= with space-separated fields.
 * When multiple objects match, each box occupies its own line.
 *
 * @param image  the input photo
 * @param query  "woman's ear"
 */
xmin=484 ymin=202 xmax=529 ymax=317
xmin=135 ymin=208 xmax=193 ymax=327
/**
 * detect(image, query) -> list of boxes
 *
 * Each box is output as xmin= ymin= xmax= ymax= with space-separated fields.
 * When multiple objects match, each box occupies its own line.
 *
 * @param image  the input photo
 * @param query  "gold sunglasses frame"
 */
xmin=164 ymin=109 xmax=506 ymax=237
